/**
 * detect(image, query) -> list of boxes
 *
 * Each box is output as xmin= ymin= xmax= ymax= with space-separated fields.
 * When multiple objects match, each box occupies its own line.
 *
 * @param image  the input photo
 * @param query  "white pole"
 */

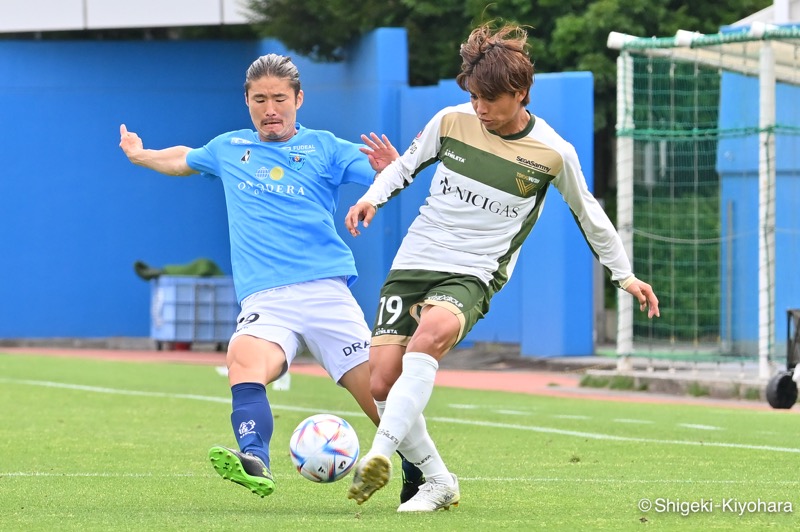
xmin=772 ymin=0 xmax=790 ymax=24
xmin=616 ymin=52 xmax=635 ymax=370
xmin=758 ymin=41 xmax=776 ymax=380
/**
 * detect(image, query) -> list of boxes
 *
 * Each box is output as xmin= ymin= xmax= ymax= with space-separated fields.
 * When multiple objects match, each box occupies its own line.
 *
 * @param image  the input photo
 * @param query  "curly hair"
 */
xmin=456 ymin=23 xmax=534 ymax=106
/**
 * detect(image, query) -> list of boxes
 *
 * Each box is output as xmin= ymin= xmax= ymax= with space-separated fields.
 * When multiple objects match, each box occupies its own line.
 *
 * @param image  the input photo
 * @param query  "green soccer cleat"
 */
xmin=208 ymin=446 xmax=275 ymax=498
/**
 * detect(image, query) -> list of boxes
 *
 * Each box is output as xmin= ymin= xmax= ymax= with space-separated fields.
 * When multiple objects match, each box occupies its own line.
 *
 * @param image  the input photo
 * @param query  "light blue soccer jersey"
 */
xmin=186 ymin=124 xmax=374 ymax=303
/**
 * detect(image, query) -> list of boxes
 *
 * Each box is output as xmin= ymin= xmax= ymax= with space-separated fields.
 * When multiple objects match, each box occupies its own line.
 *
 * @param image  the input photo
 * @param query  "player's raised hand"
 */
xmin=625 ymin=278 xmax=660 ymax=319
xmin=345 ymin=201 xmax=377 ymax=237
xmin=360 ymin=132 xmax=399 ymax=172
xmin=119 ymin=124 xmax=143 ymax=158
xmin=118 ymin=124 xmax=194 ymax=176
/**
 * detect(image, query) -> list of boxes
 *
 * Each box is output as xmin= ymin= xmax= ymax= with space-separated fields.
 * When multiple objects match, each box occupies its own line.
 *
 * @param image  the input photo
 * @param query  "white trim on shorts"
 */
xmin=230 ymin=277 xmax=371 ymax=383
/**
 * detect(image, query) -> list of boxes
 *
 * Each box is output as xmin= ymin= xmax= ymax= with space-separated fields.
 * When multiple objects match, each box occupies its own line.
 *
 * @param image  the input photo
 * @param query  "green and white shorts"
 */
xmin=370 ymin=269 xmax=492 ymax=349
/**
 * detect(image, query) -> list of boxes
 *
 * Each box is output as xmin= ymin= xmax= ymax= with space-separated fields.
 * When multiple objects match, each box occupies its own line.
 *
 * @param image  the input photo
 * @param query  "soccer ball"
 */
xmin=289 ymin=414 xmax=360 ymax=483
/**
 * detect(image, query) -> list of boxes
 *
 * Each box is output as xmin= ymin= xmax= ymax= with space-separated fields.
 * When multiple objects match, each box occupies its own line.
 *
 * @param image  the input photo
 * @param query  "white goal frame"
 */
xmin=608 ymin=23 xmax=800 ymax=378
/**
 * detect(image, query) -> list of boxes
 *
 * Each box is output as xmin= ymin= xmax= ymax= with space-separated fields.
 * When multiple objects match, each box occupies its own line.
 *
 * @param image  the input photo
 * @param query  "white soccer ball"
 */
xmin=289 ymin=414 xmax=360 ymax=483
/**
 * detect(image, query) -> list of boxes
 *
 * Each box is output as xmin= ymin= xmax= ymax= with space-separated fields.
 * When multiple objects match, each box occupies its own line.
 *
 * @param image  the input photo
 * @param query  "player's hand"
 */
xmin=360 ymin=132 xmax=399 ymax=172
xmin=625 ymin=279 xmax=660 ymax=319
xmin=119 ymin=124 xmax=144 ymax=159
xmin=345 ymin=201 xmax=377 ymax=237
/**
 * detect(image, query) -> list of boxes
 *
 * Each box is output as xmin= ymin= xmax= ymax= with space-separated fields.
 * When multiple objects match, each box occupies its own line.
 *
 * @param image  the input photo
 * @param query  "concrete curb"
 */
xmin=583 ymin=369 xmax=765 ymax=401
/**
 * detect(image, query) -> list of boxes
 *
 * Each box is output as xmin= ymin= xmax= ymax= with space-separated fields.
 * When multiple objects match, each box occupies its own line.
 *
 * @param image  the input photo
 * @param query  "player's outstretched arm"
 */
xmin=360 ymin=132 xmax=399 ymax=172
xmin=119 ymin=124 xmax=197 ymax=177
xmin=622 ymin=277 xmax=660 ymax=319
xmin=344 ymin=201 xmax=377 ymax=237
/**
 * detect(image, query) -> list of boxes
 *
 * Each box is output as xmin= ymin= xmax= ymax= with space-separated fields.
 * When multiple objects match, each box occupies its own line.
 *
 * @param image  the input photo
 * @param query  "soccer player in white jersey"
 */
xmin=118 ymin=53 xmax=424 ymax=501
xmin=344 ymin=23 xmax=661 ymax=512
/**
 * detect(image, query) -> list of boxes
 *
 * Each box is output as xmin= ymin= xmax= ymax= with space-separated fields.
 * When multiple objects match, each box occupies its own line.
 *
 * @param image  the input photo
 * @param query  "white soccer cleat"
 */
xmin=347 ymin=453 xmax=392 ymax=505
xmin=396 ymin=474 xmax=460 ymax=512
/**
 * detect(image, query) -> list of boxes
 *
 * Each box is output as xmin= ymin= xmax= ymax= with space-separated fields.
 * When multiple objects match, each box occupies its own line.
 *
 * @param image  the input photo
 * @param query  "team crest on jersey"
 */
xmin=288 ymin=151 xmax=306 ymax=170
xmin=515 ymin=176 xmax=537 ymax=196
xmin=241 ymin=149 xmax=251 ymax=163
xmin=515 ymin=170 xmax=544 ymax=197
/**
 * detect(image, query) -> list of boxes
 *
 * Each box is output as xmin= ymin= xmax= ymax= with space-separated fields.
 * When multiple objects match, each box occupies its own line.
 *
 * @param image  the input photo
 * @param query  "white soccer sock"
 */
xmin=397 ymin=413 xmax=454 ymax=486
xmin=370 ymin=352 xmax=438 ymax=458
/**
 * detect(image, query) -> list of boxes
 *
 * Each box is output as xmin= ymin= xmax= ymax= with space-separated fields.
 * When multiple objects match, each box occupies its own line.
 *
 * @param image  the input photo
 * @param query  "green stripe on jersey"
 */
xmin=439 ymin=137 xmax=554 ymax=198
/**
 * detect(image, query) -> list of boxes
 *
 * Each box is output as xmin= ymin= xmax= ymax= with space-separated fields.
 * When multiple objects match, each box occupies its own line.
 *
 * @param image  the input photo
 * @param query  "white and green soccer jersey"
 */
xmin=359 ymin=102 xmax=632 ymax=294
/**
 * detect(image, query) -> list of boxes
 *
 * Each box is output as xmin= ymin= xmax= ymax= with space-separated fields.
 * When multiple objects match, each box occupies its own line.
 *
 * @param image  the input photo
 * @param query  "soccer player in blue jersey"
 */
xmin=119 ymin=53 xmax=423 ymax=501
xmin=344 ymin=23 xmax=660 ymax=512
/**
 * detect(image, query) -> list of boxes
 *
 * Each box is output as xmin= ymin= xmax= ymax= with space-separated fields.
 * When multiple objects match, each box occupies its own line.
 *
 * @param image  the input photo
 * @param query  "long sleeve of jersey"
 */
xmin=358 ymin=103 xmax=632 ymax=291
xmin=551 ymin=143 xmax=633 ymax=284
xmin=358 ymin=107 xmax=446 ymax=208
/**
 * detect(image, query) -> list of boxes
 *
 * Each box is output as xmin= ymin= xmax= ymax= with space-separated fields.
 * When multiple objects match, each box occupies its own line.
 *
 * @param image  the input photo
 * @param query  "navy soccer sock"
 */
xmin=230 ymin=382 xmax=273 ymax=468
xmin=399 ymin=451 xmax=425 ymax=484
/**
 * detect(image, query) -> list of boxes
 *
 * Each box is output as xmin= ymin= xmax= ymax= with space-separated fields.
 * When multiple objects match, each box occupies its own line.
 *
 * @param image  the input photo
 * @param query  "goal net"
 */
xmin=608 ymin=24 xmax=800 ymax=377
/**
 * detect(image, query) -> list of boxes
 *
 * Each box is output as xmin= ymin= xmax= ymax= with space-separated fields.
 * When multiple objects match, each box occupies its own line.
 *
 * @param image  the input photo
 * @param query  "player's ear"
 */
xmin=295 ymin=89 xmax=304 ymax=110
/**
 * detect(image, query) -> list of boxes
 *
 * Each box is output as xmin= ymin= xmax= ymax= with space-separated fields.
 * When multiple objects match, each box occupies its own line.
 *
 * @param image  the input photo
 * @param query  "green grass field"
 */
xmin=2 ymin=353 xmax=799 ymax=531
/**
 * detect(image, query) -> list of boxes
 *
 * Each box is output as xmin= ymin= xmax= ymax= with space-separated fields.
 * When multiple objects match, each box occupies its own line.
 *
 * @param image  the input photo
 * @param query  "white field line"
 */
xmin=3 ymin=378 xmax=799 ymax=454
xmin=678 ymin=423 xmax=722 ymax=430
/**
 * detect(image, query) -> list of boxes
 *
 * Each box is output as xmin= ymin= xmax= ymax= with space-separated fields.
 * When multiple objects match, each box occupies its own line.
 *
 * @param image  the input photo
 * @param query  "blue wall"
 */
xmin=0 ymin=29 xmax=597 ymax=356
xmin=718 ymin=72 xmax=800 ymax=352
xmin=0 ymin=40 xmax=258 ymax=337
